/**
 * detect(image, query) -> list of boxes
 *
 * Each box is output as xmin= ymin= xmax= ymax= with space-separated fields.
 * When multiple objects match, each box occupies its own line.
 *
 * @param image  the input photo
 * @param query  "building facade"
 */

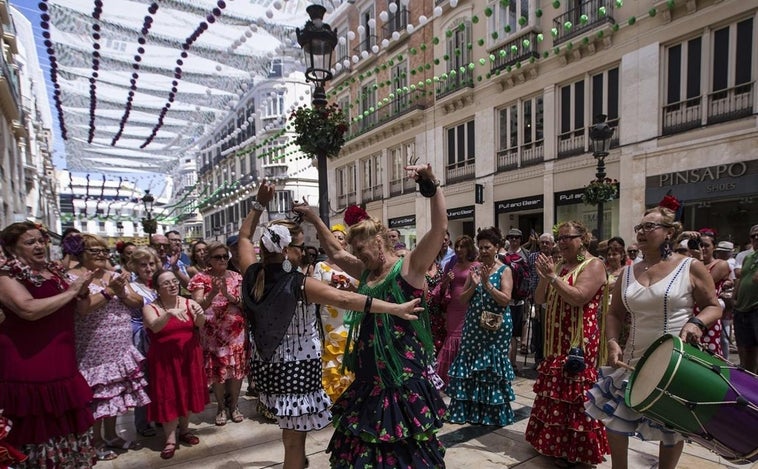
xmin=324 ymin=0 xmax=757 ymax=248
xmin=0 ymin=4 xmax=58 ymax=230
xmin=193 ymin=56 xmax=320 ymax=243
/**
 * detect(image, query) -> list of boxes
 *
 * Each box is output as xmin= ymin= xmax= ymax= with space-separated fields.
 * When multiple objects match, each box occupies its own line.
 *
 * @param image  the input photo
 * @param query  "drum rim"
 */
xmin=626 ymin=334 xmax=684 ymax=410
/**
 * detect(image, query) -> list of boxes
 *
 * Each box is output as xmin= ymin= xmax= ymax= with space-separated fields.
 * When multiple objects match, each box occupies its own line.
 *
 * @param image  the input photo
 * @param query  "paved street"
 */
xmin=97 ymin=352 xmax=757 ymax=469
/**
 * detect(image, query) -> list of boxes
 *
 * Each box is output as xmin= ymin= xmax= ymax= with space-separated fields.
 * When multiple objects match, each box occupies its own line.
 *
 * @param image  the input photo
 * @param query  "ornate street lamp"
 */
xmin=141 ymin=189 xmax=157 ymax=242
xmin=589 ymin=114 xmax=615 ymax=240
xmin=297 ymin=4 xmax=338 ymax=225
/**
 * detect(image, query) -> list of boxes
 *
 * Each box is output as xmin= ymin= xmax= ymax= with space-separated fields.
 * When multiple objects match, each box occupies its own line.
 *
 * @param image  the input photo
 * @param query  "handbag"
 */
xmin=478 ymin=285 xmax=503 ymax=331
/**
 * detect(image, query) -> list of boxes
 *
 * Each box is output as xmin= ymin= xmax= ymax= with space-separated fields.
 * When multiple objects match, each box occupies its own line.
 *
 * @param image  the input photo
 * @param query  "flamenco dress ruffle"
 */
xmin=328 ymin=376 xmax=447 ymax=468
xmin=525 ymin=355 xmax=609 ymax=464
xmin=586 ymin=366 xmax=684 ymax=445
xmin=78 ymin=347 xmax=150 ymax=419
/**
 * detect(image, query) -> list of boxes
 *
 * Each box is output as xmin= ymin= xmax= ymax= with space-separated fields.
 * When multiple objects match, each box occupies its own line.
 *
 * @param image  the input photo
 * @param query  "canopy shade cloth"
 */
xmin=40 ymin=0 xmax=344 ymax=173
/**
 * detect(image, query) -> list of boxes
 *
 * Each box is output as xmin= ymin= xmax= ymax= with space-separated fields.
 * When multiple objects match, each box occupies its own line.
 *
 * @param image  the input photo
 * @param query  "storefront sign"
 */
xmin=388 ymin=215 xmax=416 ymax=228
xmin=447 ymin=205 xmax=475 ymax=220
xmin=495 ymin=195 xmax=544 ymax=213
xmin=554 ymin=188 xmax=585 ymax=206
xmin=646 ymin=160 xmax=758 ymax=203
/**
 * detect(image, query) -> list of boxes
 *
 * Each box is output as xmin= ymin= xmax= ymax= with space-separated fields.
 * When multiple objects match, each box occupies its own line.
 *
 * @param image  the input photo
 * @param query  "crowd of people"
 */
xmin=0 ymin=173 xmax=756 ymax=468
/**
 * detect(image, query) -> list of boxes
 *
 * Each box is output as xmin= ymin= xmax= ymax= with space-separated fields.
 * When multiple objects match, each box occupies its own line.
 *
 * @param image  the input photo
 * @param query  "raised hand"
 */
xmin=256 ymin=180 xmax=276 ymax=205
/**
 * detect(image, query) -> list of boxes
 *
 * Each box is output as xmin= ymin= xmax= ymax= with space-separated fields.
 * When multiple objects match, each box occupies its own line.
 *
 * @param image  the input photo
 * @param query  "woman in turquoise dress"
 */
xmin=447 ymin=227 xmax=516 ymax=426
xmin=295 ymin=163 xmax=448 ymax=468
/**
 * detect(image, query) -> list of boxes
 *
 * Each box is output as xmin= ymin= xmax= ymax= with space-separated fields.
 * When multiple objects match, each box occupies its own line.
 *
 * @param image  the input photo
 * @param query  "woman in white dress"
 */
xmin=586 ymin=207 xmax=721 ymax=469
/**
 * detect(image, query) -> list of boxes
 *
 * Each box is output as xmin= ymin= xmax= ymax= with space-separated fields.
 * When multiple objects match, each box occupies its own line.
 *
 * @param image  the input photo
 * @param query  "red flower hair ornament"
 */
xmin=344 ymin=205 xmax=370 ymax=227
xmin=658 ymin=193 xmax=681 ymax=212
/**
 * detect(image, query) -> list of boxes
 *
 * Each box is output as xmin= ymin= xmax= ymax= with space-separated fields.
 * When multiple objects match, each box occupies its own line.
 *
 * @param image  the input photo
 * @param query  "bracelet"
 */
xmin=687 ymin=316 xmax=708 ymax=335
xmin=252 ymin=200 xmax=266 ymax=212
xmin=550 ymin=276 xmax=558 ymax=285
xmin=101 ymin=290 xmax=113 ymax=301
xmin=363 ymin=295 xmax=373 ymax=314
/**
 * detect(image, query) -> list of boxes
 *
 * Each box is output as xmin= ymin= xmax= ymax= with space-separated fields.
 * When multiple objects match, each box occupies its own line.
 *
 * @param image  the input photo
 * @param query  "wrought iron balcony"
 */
xmin=445 ymin=158 xmax=476 ymax=185
xmin=352 ymin=35 xmax=378 ymax=55
xmin=497 ymin=140 xmax=545 ymax=171
xmin=553 ymin=0 xmax=615 ymax=45
xmin=557 ymin=119 xmax=620 ymax=158
xmin=348 ymin=88 xmax=427 ymax=138
xmin=490 ymin=31 xmax=541 ymax=74
xmin=382 ymin=8 xmax=409 ymax=40
xmin=435 ymin=68 xmax=474 ymax=99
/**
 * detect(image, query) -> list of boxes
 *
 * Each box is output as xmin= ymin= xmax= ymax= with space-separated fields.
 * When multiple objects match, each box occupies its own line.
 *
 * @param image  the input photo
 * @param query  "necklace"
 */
xmin=157 ymin=296 xmax=178 ymax=311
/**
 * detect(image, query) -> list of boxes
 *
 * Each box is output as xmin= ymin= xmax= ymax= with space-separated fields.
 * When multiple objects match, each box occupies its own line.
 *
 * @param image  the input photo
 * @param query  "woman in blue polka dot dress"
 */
xmin=447 ymin=227 xmax=516 ymax=426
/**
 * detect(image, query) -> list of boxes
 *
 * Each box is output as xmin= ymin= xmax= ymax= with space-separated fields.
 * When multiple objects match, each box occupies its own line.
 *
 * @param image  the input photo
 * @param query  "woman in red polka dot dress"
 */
xmin=525 ymin=221 xmax=609 ymax=467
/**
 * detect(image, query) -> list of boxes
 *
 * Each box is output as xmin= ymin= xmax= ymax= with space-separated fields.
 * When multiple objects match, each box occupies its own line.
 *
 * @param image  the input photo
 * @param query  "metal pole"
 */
xmin=313 ymin=84 xmax=330 ymax=227
xmin=595 ymin=155 xmax=606 ymax=240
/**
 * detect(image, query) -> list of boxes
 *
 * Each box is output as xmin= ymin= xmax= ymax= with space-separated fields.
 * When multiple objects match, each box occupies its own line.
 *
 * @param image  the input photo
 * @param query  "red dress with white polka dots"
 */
xmin=525 ymin=262 xmax=609 ymax=465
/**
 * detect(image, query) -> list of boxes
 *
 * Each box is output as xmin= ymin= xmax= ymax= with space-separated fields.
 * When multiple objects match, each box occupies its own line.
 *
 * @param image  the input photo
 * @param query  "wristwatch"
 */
xmin=252 ymin=200 xmax=266 ymax=212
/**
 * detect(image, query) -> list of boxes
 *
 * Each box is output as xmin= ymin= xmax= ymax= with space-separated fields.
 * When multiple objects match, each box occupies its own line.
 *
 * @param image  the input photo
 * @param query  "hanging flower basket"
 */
xmin=582 ymin=178 xmax=619 ymax=205
xmin=290 ymin=103 xmax=348 ymax=159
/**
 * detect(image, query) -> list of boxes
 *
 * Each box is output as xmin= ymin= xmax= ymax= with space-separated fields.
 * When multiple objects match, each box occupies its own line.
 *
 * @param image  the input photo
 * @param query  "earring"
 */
xmin=576 ymin=248 xmax=586 ymax=263
xmin=660 ymin=237 xmax=672 ymax=259
xmin=378 ymin=249 xmax=386 ymax=266
xmin=282 ymin=258 xmax=292 ymax=273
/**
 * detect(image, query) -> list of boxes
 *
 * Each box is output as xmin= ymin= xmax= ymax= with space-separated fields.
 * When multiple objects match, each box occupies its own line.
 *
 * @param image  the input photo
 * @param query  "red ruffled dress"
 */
xmin=0 ymin=275 xmax=96 ymax=468
xmin=145 ymin=299 xmax=209 ymax=423
xmin=524 ymin=261 xmax=609 ymax=465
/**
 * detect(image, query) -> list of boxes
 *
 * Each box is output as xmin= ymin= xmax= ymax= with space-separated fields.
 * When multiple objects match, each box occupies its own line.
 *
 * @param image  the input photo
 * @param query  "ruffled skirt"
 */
xmin=585 ymin=366 xmax=684 ymax=445
xmin=78 ymin=346 xmax=150 ymax=419
xmin=15 ymin=431 xmax=96 ymax=469
xmin=524 ymin=356 xmax=609 ymax=464
xmin=327 ymin=377 xmax=447 ymax=468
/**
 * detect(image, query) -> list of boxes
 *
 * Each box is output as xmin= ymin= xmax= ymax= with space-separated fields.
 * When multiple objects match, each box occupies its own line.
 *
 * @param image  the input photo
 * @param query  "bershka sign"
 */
xmin=388 ymin=215 xmax=416 ymax=228
xmin=495 ymin=195 xmax=544 ymax=213
xmin=447 ymin=205 xmax=475 ymax=220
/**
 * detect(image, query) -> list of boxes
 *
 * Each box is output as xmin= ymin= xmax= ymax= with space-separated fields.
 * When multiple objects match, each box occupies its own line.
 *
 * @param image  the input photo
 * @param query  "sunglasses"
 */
xmin=627 ymin=250 xmax=638 ymax=254
xmin=556 ymin=234 xmax=582 ymax=242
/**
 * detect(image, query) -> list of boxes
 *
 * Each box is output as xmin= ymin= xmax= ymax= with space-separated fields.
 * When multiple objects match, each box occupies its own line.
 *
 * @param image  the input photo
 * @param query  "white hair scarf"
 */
xmin=261 ymin=224 xmax=291 ymax=253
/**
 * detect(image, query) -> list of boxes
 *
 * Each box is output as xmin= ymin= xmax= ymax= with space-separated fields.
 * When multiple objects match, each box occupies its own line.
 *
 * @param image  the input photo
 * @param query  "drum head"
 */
xmin=627 ymin=335 xmax=677 ymax=408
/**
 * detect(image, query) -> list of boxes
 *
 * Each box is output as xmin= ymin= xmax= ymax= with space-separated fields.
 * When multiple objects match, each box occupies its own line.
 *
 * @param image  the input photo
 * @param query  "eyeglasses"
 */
xmin=633 ymin=222 xmax=671 ymax=233
xmin=555 ymin=234 xmax=582 ymax=242
xmin=209 ymin=254 xmax=229 ymax=261
xmin=289 ymin=243 xmax=306 ymax=251
xmin=86 ymin=248 xmax=110 ymax=256
xmin=159 ymin=279 xmax=181 ymax=287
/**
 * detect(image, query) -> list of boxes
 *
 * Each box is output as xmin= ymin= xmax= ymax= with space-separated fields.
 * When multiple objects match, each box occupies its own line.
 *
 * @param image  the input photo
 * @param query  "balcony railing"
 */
xmin=352 ymin=35 xmax=378 ymax=55
xmin=558 ymin=119 xmax=620 ymax=158
xmin=0 ymin=50 xmax=21 ymax=112
xmin=361 ymin=185 xmax=383 ymax=203
xmin=389 ymin=176 xmax=416 ymax=197
xmin=662 ymin=96 xmax=703 ymax=135
xmin=334 ymin=54 xmax=349 ymax=77
xmin=348 ymin=88 xmax=427 ymax=138
xmin=662 ymin=82 xmax=754 ymax=136
xmin=382 ymin=8 xmax=409 ymax=40
xmin=707 ymin=82 xmax=754 ymax=125
xmin=436 ymin=68 xmax=474 ymax=99
xmin=553 ymin=0 xmax=615 ymax=45
xmin=445 ymin=158 xmax=476 ymax=185
xmin=497 ymin=140 xmax=545 ymax=171
xmin=490 ymin=32 xmax=541 ymax=73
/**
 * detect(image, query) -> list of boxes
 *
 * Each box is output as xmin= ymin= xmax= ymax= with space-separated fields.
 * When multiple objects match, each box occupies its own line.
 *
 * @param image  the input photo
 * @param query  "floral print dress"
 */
xmin=188 ymin=271 xmax=248 ymax=383
xmin=326 ymin=260 xmax=447 ymax=468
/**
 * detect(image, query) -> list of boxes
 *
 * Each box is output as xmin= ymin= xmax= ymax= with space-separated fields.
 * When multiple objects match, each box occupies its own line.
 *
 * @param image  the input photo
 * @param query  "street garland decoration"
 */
xmin=582 ymin=178 xmax=619 ymax=206
xmin=290 ymin=103 xmax=348 ymax=159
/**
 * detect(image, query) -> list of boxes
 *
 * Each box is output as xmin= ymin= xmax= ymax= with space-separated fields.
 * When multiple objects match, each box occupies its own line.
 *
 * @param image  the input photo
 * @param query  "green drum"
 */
xmin=625 ymin=334 xmax=758 ymax=464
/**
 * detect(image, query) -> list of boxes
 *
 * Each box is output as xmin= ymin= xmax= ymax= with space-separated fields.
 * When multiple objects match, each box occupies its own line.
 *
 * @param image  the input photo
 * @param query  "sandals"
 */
xmin=231 ymin=407 xmax=244 ymax=423
xmin=160 ymin=442 xmax=177 ymax=460
xmin=95 ymin=446 xmax=118 ymax=461
xmin=257 ymin=400 xmax=277 ymax=422
xmin=104 ymin=437 xmax=142 ymax=450
xmin=215 ymin=409 xmax=227 ymax=426
xmin=178 ymin=432 xmax=200 ymax=446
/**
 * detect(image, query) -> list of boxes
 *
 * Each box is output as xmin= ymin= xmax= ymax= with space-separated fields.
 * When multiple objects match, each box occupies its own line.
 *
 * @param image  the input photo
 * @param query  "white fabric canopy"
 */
xmin=44 ymin=0 xmax=344 ymax=173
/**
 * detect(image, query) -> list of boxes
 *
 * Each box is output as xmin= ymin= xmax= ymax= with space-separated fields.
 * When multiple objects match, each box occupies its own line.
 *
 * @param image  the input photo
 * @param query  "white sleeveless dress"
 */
xmin=586 ymin=257 xmax=694 ymax=444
